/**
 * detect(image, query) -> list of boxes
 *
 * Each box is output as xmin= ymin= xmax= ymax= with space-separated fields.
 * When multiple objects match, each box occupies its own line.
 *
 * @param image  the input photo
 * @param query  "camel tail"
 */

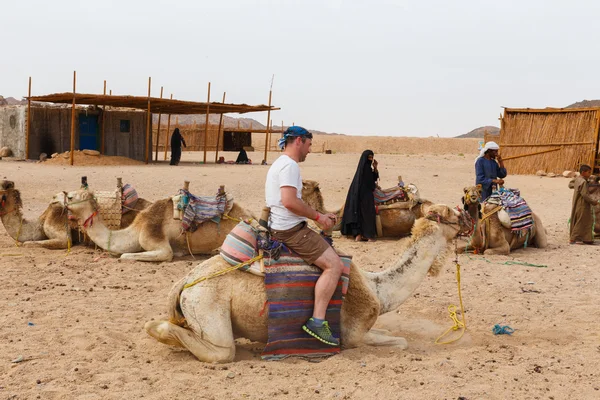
xmin=167 ymin=277 xmax=187 ymax=327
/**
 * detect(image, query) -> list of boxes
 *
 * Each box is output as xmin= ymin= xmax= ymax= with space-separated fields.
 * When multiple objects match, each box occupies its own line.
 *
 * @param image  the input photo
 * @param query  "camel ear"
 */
xmin=463 ymin=187 xmax=468 ymax=194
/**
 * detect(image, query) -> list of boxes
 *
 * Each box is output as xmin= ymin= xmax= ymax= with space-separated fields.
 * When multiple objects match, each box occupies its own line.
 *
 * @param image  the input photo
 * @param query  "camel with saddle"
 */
xmin=65 ymin=182 xmax=255 ymax=262
xmin=458 ymin=184 xmax=547 ymax=255
xmin=301 ymin=178 xmax=434 ymax=237
xmin=144 ymin=204 xmax=472 ymax=362
xmin=0 ymin=178 xmax=150 ymax=249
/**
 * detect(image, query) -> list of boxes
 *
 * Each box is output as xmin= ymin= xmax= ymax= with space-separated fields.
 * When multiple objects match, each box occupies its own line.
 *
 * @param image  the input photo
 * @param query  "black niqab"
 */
xmin=341 ymin=150 xmax=379 ymax=238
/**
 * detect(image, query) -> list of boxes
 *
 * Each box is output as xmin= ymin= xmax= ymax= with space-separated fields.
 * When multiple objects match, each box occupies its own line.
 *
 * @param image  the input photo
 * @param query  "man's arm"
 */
xmin=475 ymin=159 xmax=494 ymax=187
xmin=181 ymin=137 xmax=187 ymax=148
xmin=280 ymin=186 xmax=335 ymax=230
xmin=496 ymin=155 xmax=507 ymax=179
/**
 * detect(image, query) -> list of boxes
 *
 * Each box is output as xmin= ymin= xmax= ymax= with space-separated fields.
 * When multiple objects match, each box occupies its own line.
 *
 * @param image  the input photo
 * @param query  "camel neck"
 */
xmin=80 ymin=210 xmax=141 ymax=254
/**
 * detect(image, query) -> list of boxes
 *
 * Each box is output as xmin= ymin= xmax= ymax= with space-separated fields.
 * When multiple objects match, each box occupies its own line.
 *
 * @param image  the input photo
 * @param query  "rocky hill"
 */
xmin=566 ymin=99 xmax=600 ymax=108
xmin=455 ymin=125 xmax=499 ymax=138
xmin=0 ymin=96 xmax=26 ymax=106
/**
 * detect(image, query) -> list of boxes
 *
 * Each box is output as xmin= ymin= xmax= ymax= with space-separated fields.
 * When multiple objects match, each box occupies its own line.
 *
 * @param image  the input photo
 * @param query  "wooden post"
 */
xmin=203 ymin=82 xmax=211 ymax=164
xmin=26 ymin=77 xmax=31 ymax=160
xmin=215 ymin=92 xmax=226 ymax=163
xmin=592 ymin=110 xmax=600 ymax=168
xmin=154 ymin=86 xmax=163 ymax=161
xmin=109 ymin=90 xmax=112 ymax=96
xmin=101 ymin=80 xmax=106 ymax=155
xmin=69 ymin=71 xmax=77 ymax=166
xmin=145 ymin=77 xmax=151 ymax=164
xmin=183 ymin=180 xmax=190 ymax=191
xmin=164 ymin=94 xmax=173 ymax=160
xmin=262 ymin=90 xmax=272 ymax=163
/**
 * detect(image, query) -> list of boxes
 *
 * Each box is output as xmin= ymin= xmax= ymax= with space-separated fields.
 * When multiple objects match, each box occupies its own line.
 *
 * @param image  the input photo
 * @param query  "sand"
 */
xmin=1 ymin=148 xmax=599 ymax=400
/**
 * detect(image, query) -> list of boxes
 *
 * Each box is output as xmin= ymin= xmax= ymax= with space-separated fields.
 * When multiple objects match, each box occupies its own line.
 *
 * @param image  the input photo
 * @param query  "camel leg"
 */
xmin=120 ymin=246 xmax=173 ymax=262
xmin=483 ymin=240 xmax=510 ymax=255
xmin=145 ymin=285 xmax=235 ymax=363
xmin=22 ymin=238 xmax=68 ymax=250
xmin=363 ymin=330 xmax=408 ymax=349
xmin=531 ymin=214 xmax=547 ymax=249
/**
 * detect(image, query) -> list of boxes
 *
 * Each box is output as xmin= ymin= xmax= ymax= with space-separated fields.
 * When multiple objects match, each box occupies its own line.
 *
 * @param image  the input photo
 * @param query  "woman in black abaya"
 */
xmin=341 ymin=150 xmax=379 ymax=242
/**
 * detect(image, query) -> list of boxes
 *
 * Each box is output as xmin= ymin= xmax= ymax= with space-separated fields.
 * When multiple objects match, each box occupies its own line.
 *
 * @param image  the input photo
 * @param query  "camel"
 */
xmin=301 ymin=179 xmax=434 ymax=237
xmin=144 ymin=204 xmax=472 ymax=363
xmin=0 ymin=180 xmax=151 ymax=249
xmin=568 ymin=175 xmax=600 ymax=236
xmin=457 ymin=185 xmax=547 ymax=255
xmin=64 ymin=188 xmax=256 ymax=262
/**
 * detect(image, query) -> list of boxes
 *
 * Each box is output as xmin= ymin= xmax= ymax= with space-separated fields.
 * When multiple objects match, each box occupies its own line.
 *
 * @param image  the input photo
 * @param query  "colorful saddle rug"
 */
xmin=179 ymin=189 xmax=227 ymax=232
xmin=121 ymin=183 xmax=139 ymax=214
xmin=374 ymin=185 xmax=407 ymax=203
xmin=486 ymin=187 xmax=534 ymax=234
xmin=219 ymin=221 xmax=351 ymax=360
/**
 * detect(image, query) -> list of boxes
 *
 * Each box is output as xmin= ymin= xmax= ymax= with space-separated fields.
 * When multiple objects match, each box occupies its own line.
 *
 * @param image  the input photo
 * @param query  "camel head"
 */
xmin=462 ymin=184 xmax=482 ymax=219
xmin=301 ymin=179 xmax=325 ymax=212
xmin=65 ymin=189 xmax=98 ymax=225
xmin=0 ymin=180 xmax=22 ymax=213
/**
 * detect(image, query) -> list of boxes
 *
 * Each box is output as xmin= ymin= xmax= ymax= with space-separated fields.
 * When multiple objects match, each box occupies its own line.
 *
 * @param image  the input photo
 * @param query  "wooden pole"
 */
xmin=26 ymin=77 xmax=31 ymax=160
xmin=203 ymin=82 xmax=211 ymax=164
xmin=263 ymin=90 xmax=272 ymax=163
xmin=502 ymin=147 xmax=561 ymax=161
xmin=215 ymin=92 xmax=226 ymax=163
xmin=164 ymin=93 xmax=173 ymax=160
xmin=592 ymin=111 xmax=600 ymax=168
xmin=154 ymin=86 xmax=163 ymax=161
xmin=101 ymin=80 xmax=106 ymax=155
xmin=145 ymin=77 xmax=151 ymax=164
xmin=69 ymin=71 xmax=77 ymax=166
xmin=109 ymin=90 xmax=112 ymax=96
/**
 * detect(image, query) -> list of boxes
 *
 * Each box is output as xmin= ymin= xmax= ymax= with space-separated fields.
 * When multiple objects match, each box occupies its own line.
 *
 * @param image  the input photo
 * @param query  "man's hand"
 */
xmin=496 ymin=154 xmax=502 ymax=162
xmin=493 ymin=179 xmax=505 ymax=185
xmin=315 ymin=212 xmax=335 ymax=230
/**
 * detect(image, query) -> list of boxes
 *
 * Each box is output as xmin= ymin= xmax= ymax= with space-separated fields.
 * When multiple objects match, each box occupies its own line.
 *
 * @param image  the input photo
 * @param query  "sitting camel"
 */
xmin=568 ymin=175 xmax=600 ymax=236
xmin=458 ymin=185 xmax=547 ymax=255
xmin=0 ymin=180 xmax=150 ymax=249
xmin=144 ymin=204 xmax=472 ymax=362
xmin=301 ymin=179 xmax=434 ymax=237
xmin=65 ymin=188 xmax=256 ymax=262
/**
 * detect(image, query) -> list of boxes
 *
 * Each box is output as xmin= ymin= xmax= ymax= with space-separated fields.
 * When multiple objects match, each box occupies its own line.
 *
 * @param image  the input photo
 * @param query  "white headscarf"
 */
xmin=475 ymin=141 xmax=499 ymax=165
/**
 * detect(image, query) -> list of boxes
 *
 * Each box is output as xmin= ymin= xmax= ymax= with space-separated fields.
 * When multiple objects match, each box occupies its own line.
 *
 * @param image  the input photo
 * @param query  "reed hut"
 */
xmin=499 ymin=107 xmax=600 ymax=174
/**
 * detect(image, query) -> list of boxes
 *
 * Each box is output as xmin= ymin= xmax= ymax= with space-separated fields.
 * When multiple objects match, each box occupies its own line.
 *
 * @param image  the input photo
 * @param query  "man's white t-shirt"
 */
xmin=265 ymin=154 xmax=306 ymax=230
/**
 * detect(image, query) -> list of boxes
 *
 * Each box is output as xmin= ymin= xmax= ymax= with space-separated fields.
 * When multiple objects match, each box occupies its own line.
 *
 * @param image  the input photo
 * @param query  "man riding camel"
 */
xmin=265 ymin=126 xmax=344 ymax=346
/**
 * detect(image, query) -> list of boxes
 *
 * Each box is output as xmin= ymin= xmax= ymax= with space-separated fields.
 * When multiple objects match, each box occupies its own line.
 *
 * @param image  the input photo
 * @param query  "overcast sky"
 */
xmin=3 ymin=0 xmax=600 ymax=137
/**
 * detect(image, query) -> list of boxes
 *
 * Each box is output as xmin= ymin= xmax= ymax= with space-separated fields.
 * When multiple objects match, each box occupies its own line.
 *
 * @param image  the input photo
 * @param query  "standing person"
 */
xmin=475 ymin=141 xmax=507 ymax=201
xmin=169 ymin=128 xmax=187 ymax=166
xmin=265 ymin=126 xmax=344 ymax=346
xmin=570 ymin=164 xmax=599 ymax=244
xmin=341 ymin=150 xmax=379 ymax=242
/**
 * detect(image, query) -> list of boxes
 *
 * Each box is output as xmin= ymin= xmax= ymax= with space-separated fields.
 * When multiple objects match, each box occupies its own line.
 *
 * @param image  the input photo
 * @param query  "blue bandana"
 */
xmin=278 ymin=126 xmax=313 ymax=150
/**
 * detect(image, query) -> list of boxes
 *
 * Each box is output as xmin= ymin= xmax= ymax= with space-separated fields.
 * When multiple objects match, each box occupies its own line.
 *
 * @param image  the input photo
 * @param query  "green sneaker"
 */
xmin=302 ymin=318 xmax=340 ymax=346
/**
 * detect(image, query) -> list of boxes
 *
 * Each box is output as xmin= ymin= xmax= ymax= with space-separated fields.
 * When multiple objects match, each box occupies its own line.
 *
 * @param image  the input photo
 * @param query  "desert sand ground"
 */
xmin=1 ymin=147 xmax=599 ymax=400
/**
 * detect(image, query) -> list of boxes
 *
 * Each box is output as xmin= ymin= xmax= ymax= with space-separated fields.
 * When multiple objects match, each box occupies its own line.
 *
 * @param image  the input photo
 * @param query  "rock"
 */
xmin=547 ymin=172 xmax=557 ymax=178
xmin=226 ymin=372 xmax=235 ymax=379
xmin=0 ymin=146 xmax=12 ymax=157
xmin=62 ymin=152 xmax=70 ymax=159
xmin=83 ymin=149 xmax=100 ymax=156
xmin=39 ymin=153 xmax=48 ymax=162
xmin=562 ymin=170 xmax=576 ymax=178
xmin=51 ymin=153 xmax=58 ymax=159
xmin=535 ymin=170 xmax=546 ymax=176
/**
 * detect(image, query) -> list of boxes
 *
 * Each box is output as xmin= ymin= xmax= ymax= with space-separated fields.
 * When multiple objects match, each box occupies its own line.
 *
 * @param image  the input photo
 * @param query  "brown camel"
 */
xmin=144 ymin=204 xmax=471 ymax=362
xmin=457 ymin=185 xmax=547 ymax=255
xmin=65 ymin=188 xmax=256 ymax=262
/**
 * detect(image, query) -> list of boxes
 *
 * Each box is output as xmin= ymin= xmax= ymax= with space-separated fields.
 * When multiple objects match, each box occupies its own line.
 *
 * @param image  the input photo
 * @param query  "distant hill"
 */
xmin=566 ymin=99 xmax=600 ymax=108
xmin=455 ymin=126 xmax=499 ymax=139
xmin=0 ymin=95 xmax=26 ymax=106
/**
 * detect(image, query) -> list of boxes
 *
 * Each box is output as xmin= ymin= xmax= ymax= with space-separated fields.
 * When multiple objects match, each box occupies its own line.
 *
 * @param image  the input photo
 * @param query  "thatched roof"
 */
xmin=28 ymin=92 xmax=279 ymax=115
xmin=500 ymin=107 xmax=600 ymax=174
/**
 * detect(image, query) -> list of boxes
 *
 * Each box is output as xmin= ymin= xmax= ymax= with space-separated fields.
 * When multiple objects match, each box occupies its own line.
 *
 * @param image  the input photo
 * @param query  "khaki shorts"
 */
xmin=270 ymin=221 xmax=331 ymax=265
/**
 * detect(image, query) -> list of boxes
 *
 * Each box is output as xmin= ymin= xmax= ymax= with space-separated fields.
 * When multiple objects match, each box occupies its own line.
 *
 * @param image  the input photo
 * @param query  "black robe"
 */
xmin=235 ymin=149 xmax=249 ymax=164
xmin=341 ymin=150 xmax=379 ymax=239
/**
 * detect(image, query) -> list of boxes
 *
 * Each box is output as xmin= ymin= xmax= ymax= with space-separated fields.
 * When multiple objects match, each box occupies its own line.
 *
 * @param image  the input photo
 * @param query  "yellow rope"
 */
xmin=221 ymin=214 xmax=242 ymax=223
xmin=0 ymin=253 xmax=23 ymax=257
xmin=183 ymin=254 xmax=263 ymax=290
xmin=435 ymin=261 xmax=467 ymax=345
xmin=186 ymin=231 xmax=196 ymax=260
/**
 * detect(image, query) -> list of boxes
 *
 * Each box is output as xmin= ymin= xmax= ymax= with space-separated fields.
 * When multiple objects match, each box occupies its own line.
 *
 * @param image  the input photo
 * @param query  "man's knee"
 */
xmin=315 ymin=248 xmax=344 ymax=274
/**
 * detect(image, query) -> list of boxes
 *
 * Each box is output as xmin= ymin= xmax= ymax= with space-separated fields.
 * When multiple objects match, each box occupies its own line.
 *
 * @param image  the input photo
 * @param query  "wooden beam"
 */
xmin=164 ymin=94 xmax=173 ymax=160
xmin=501 ymin=142 xmax=595 ymax=147
xmin=26 ymin=77 xmax=31 ymax=160
xmin=263 ymin=90 xmax=272 ymax=164
xmin=203 ymin=82 xmax=211 ymax=164
xmin=101 ymin=80 xmax=106 ymax=155
xmin=215 ymin=92 xmax=226 ymax=163
xmin=154 ymin=86 xmax=163 ymax=161
xmin=145 ymin=77 xmax=151 ymax=164
xmin=503 ymin=147 xmax=561 ymax=161
xmin=592 ymin=111 xmax=600 ymax=168
xmin=70 ymin=71 xmax=77 ymax=166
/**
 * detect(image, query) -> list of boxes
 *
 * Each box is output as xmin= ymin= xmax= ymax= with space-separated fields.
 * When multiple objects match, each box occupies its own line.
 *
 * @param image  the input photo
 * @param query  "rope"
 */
xmin=436 ymin=242 xmax=467 ymax=345
xmin=462 ymin=253 xmax=547 ymax=268
xmin=183 ymin=254 xmax=263 ymax=290
xmin=492 ymin=324 xmax=514 ymax=335
xmin=186 ymin=231 xmax=196 ymax=260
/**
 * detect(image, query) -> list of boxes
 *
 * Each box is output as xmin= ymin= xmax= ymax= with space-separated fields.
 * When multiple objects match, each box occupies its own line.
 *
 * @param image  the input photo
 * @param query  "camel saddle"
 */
xmin=171 ymin=189 xmax=234 ymax=232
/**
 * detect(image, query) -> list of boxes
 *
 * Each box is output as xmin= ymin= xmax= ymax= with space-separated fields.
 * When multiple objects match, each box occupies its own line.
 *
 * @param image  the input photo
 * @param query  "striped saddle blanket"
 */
xmin=121 ymin=184 xmax=139 ymax=214
xmin=219 ymin=221 xmax=351 ymax=360
xmin=179 ymin=189 xmax=227 ymax=232
xmin=374 ymin=185 xmax=407 ymax=203
xmin=487 ymin=187 xmax=534 ymax=234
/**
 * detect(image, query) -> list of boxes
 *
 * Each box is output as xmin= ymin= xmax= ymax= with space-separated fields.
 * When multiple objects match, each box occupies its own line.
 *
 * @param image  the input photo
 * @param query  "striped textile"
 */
xmin=487 ymin=187 xmax=534 ymax=235
xmin=261 ymin=251 xmax=351 ymax=361
xmin=121 ymin=184 xmax=139 ymax=214
xmin=374 ymin=186 xmax=407 ymax=203
xmin=180 ymin=190 xmax=227 ymax=232
xmin=220 ymin=221 xmax=258 ymax=271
